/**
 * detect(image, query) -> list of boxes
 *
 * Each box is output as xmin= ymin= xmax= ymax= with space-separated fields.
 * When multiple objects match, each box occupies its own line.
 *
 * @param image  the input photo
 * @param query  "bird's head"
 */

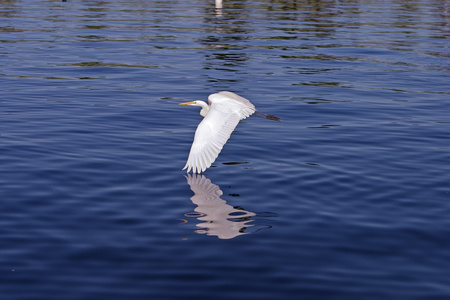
xmin=179 ymin=100 xmax=210 ymax=117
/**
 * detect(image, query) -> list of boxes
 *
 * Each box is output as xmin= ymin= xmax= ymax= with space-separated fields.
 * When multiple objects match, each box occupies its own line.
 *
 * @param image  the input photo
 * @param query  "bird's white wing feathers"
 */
xmin=183 ymin=92 xmax=255 ymax=173
xmin=213 ymin=91 xmax=256 ymax=114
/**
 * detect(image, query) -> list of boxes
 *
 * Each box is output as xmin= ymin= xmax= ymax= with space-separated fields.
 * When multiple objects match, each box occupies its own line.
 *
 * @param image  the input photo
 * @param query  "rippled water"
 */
xmin=1 ymin=0 xmax=449 ymax=299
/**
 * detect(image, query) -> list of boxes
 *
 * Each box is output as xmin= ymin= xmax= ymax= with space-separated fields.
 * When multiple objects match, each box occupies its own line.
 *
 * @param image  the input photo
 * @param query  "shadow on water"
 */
xmin=181 ymin=174 xmax=276 ymax=239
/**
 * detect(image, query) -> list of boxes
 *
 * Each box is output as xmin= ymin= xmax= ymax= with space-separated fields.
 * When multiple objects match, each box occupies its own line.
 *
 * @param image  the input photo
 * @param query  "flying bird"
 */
xmin=179 ymin=91 xmax=279 ymax=173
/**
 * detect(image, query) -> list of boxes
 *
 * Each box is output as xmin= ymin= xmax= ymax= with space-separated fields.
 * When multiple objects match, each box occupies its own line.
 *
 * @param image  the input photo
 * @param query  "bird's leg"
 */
xmin=255 ymin=111 xmax=281 ymax=121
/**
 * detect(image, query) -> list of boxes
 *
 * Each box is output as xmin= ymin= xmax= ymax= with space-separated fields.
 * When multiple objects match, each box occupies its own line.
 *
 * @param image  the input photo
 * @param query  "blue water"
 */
xmin=1 ymin=0 xmax=449 ymax=299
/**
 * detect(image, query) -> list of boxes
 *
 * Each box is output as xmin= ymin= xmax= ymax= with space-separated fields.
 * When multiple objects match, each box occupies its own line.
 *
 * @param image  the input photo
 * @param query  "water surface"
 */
xmin=1 ymin=0 xmax=449 ymax=299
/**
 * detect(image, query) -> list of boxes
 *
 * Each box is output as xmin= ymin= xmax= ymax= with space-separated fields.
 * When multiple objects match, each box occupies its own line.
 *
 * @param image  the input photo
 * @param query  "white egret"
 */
xmin=179 ymin=91 xmax=279 ymax=173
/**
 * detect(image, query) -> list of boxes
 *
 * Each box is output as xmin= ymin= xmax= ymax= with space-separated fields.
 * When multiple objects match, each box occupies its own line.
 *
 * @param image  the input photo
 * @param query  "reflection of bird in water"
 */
xmin=179 ymin=91 xmax=280 ymax=174
xmin=184 ymin=174 xmax=256 ymax=239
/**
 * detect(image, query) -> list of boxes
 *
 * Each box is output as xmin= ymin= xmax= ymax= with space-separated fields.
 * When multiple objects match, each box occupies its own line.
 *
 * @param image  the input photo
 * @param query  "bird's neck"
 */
xmin=198 ymin=101 xmax=210 ymax=117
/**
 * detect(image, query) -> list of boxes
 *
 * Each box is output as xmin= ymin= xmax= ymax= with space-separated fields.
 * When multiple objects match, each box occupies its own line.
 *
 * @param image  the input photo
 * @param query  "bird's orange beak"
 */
xmin=179 ymin=101 xmax=196 ymax=105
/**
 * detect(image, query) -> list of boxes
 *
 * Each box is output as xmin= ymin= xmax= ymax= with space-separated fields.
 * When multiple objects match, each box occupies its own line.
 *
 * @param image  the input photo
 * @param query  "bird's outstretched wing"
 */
xmin=183 ymin=92 xmax=255 ymax=173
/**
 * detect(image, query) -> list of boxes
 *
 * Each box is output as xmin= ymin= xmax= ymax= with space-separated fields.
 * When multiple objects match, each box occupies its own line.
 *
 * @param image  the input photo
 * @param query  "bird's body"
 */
xmin=179 ymin=91 xmax=279 ymax=174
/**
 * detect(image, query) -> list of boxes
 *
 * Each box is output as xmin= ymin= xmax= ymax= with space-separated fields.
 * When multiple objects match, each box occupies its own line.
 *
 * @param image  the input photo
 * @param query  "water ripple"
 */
xmin=1 ymin=0 xmax=450 ymax=299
